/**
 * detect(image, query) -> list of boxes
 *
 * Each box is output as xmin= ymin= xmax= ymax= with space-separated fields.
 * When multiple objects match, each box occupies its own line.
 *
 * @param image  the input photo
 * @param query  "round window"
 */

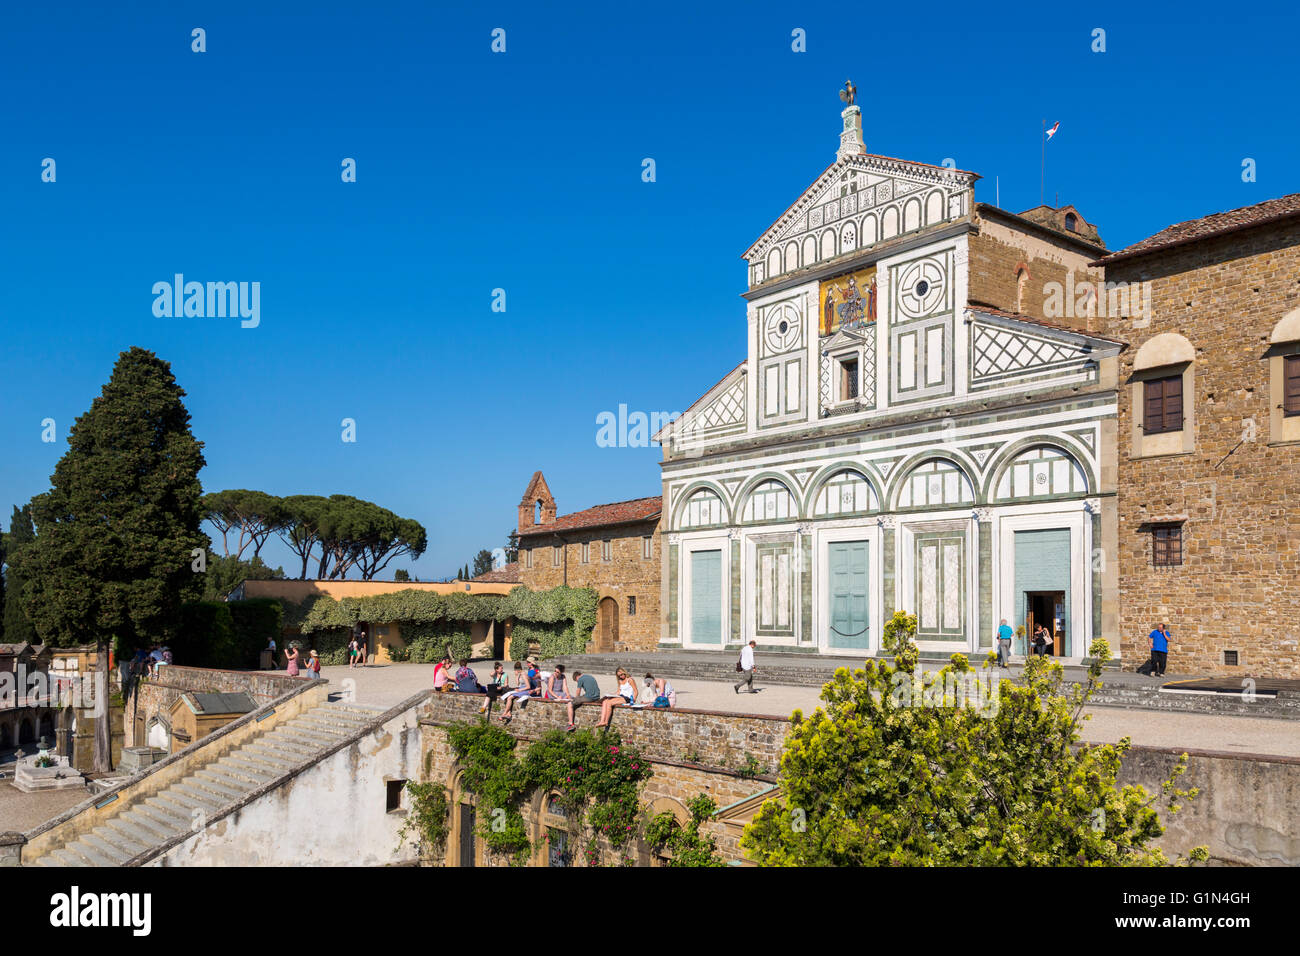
xmin=915 ymin=279 xmax=930 ymax=297
xmin=778 ymin=320 xmax=789 ymax=334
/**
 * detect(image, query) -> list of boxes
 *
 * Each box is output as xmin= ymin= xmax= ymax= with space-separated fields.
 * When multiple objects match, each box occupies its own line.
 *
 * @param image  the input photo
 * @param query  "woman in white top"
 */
xmin=594 ymin=669 xmax=637 ymax=728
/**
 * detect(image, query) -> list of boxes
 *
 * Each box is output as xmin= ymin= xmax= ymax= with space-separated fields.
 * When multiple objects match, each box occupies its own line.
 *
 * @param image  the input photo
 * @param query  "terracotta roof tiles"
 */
xmin=517 ymin=496 xmax=662 ymax=538
xmin=1093 ymin=193 xmax=1300 ymax=266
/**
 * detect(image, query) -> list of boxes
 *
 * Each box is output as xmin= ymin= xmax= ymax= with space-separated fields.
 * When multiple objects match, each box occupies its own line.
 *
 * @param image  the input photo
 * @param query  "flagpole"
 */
xmin=1040 ymin=119 xmax=1045 ymax=206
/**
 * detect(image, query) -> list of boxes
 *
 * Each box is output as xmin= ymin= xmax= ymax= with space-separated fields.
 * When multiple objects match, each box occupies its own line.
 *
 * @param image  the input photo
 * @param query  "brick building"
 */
xmin=1093 ymin=194 xmax=1300 ymax=677
xmin=515 ymin=471 xmax=662 ymax=652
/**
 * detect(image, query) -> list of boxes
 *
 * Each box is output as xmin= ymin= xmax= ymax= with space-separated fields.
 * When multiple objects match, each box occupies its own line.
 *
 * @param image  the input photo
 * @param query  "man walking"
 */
xmin=996 ymin=618 xmax=1014 ymax=668
xmin=1148 ymin=623 xmax=1172 ymax=676
xmin=734 ymin=640 xmax=757 ymax=694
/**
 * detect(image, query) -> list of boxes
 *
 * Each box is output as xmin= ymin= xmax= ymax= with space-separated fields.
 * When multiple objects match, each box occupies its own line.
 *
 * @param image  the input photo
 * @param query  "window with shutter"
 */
xmin=1285 ymin=354 xmax=1300 ymax=416
xmin=1153 ymin=525 xmax=1183 ymax=567
xmin=1144 ymin=375 xmax=1183 ymax=434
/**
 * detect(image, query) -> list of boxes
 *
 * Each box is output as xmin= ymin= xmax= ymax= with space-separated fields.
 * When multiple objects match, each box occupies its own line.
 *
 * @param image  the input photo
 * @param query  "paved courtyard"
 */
xmin=317 ymin=662 xmax=1300 ymax=758
xmin=0 ymin=781 xmax=90 ymax=833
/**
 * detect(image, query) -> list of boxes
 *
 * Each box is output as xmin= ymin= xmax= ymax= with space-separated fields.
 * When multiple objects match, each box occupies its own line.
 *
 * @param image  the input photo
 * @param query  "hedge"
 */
xmin=177 ymin=598 xmax=285 ymax=670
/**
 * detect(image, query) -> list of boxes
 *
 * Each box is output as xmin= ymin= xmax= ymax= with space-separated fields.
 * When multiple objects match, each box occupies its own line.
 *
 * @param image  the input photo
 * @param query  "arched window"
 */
xmin=994 ymin=446 xmax=1089 ymax=500
xmin=1014 ymin=264 xmax=1030 ymax=314
xmin=677 ymin=488 xmax=726 ymax=529
xmin=1064 ymin=212 xmax=1078 ymax=232
xmin=741 ymin=479 xmax=796 ymax=523
xmin=1131 ymin=332 xmax=1196 ymax=458
xmin=896 ymin=459 xmax=975 ymax=509
xmin=811 ymin=469 xmax=879 ymax=517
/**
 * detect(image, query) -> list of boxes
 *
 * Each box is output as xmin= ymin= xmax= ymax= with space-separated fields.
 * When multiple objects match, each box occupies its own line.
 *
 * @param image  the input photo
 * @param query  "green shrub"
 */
xmin=228 ymin=599 xmax=282 ymax=668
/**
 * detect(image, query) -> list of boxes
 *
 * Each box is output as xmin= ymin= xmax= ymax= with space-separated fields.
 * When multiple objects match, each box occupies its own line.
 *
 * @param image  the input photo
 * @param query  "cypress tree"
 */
xmin=16 ymin=347 xmax=206 ymax=771
xmin=2 ymin=505 xmax=37 ymax=645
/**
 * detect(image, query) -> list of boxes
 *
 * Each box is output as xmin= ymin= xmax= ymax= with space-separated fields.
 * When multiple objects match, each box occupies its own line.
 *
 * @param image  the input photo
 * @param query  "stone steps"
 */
xmin=28 ymin=701 xmax=387 ymax=866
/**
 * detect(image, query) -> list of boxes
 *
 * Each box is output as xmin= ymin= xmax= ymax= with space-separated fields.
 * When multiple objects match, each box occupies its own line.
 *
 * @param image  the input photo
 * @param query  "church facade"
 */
xmin=655 ymin=99 xmax=1126 ymax=661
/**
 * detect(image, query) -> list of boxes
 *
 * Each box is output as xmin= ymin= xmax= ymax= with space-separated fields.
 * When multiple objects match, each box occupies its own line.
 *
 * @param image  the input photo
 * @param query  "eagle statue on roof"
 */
xmin=839 ymin=79 xmax=856 ymax=106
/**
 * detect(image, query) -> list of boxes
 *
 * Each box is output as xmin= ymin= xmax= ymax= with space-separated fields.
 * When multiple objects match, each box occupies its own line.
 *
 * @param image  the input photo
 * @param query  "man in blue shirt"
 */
xmin=996 ymin=619 xmax=1014 ymax=668
xmin=1148 ymin=623 xmax=1171 ymax=676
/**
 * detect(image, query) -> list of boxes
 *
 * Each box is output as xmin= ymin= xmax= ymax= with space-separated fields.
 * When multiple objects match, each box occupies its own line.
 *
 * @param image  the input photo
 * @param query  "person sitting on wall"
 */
xmin=565 ymin=670 xmax=601 ymax=732
xmin=592 ymin=669 xmax=638 ymax=728
xmin=479 ymin=661 xmax=508 ymax=714
xmin=454 ymin=659 xmax=483 ymax=694
xmin=432 ymin=655 xmax=454 ymax=693
xmin=499 ymin=662 xmax=533 ymax=723
xmin=545 ymin=664 xmax=572 ymax=702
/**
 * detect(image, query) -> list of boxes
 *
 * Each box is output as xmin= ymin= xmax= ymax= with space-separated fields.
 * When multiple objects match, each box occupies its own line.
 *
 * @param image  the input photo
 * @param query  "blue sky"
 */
xmin=2 ymin=0 xmax=1297 ymax=580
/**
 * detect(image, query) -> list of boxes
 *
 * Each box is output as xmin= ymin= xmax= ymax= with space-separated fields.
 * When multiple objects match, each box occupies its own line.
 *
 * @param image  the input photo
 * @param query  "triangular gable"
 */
xmin=743 ymin=154 xmax=978 ymax=264
xmin=654 ymin=361 xmax=747 ymax=445
xmin=969 ymin=309 xmax=1123 ymax=386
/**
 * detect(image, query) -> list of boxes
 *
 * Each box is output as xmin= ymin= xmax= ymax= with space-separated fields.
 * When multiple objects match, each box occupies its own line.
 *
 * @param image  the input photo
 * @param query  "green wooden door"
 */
xmin=828 ymin=541 xmax=870 ymax=649
xmin=689 ymin=549 xmax=722 ymax=645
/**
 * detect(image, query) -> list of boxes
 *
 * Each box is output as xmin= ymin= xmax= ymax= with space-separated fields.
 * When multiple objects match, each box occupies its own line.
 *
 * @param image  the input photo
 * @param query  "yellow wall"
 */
xmin=240 ymin=579 xmax=516 ymax=602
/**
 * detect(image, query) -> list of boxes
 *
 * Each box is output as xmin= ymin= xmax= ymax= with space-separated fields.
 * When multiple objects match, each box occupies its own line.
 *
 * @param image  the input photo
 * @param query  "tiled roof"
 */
xmin=472 ymin=562 xmax=522 ymax=584
xmin=518 ymin=496 xmax=662 ymax=538
xmin=1093 ymin=193 xmax=1300 ymax=266
xmin=968 ymin=305 xmax=1129 ymax=346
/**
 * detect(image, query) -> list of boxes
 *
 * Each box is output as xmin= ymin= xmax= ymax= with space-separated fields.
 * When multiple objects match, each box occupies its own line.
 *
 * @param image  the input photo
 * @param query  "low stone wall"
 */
xmin=419 ymin=691 xmax=788 ymax=775
xmin=417 ymin=691 xmax=785 ymax=866
xmin=1119 ymin=745 xmax=1300 ymax=867
xmin=127 ymin=666 xmax=306 ymax=750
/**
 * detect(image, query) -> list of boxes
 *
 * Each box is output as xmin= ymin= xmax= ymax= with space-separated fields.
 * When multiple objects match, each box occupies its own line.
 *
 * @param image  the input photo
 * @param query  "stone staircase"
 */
xmin=30 ymin=700 xmax=386 ymax=867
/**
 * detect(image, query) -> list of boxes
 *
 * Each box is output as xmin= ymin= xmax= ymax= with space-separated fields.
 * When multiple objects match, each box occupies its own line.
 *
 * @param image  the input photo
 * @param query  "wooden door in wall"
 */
xmin=828 ymin=541 xmax=870 ymax=650
xmin=597 ymin=597 xmax=619 ymax=652
xmin=458 ymin=802 xmax=476 ymax=867
xmin=689 ymin=549 xmax=723 ymax=645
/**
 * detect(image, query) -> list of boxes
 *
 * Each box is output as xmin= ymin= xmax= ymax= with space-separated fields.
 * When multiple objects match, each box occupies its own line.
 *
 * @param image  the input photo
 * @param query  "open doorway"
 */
xmin=1025 ymin=591 xmax=1066 ymax=657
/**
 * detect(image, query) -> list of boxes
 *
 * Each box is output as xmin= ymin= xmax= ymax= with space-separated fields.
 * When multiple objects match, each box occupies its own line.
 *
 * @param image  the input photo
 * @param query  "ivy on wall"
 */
xmin=281 ymin=585 xmax=599 ymax=661
xmin=444 ymin=721 xmax=653 ymax=866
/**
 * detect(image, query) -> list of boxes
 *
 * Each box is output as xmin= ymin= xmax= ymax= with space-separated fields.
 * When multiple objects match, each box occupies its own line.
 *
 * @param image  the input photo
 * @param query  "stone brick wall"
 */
xmin=127 ymin=666 xmax=307 ymax=749
xmin=968 ymin=216 xmax=1104 ymax=329
xmin=517 ymin=520 xmax=662 ymax=652
xmin=416 ymin=690 xmax=782 ymax=865
xmin=1099 ymin=221 xmax=1300 ymax=677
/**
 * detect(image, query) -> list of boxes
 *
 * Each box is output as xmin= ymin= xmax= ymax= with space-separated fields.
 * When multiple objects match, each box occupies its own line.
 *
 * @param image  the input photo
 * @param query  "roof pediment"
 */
xmin=743 ymin=154 xmax=979 ymax=263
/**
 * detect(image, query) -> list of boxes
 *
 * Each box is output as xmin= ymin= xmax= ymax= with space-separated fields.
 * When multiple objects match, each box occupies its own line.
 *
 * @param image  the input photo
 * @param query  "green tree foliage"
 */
xmin=505 ymin=529 xmax=519 ymax=564
xmin=201 ymin=489 xmax=286 ymax=559
xmin=270 ymin=493 xmax=426 ymax=581
xmin=742 ymin=633 xmax=1207 ymax=866
xmin=472 ymin=549 xmax=495 ymax=578
xmin=1 ymin=504 xmax=37 ymax=647
xmin=277 ymin=494 xmax=328 ymax=579
xmin=2 ymin=504 xmax=38 ymax=645
xmin=644 ymin=794 xmax=726 ymax=867
xmin=200 ymin=553 xmax=285 ymax=602
xmin=393 ymin=569 xmax=410 ymax=582
xmin=15 ymin=348 xmax=207 ymax=771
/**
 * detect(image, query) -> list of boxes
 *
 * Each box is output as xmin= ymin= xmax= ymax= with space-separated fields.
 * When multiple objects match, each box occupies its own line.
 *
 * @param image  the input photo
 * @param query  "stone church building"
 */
xmin=654 ymin=98 xmax=1127 ymax=662
xmin=515 ymin=472 xmax=662 ymax=652
xmin=1093 ymin=194 xmax=1300 ymax=677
